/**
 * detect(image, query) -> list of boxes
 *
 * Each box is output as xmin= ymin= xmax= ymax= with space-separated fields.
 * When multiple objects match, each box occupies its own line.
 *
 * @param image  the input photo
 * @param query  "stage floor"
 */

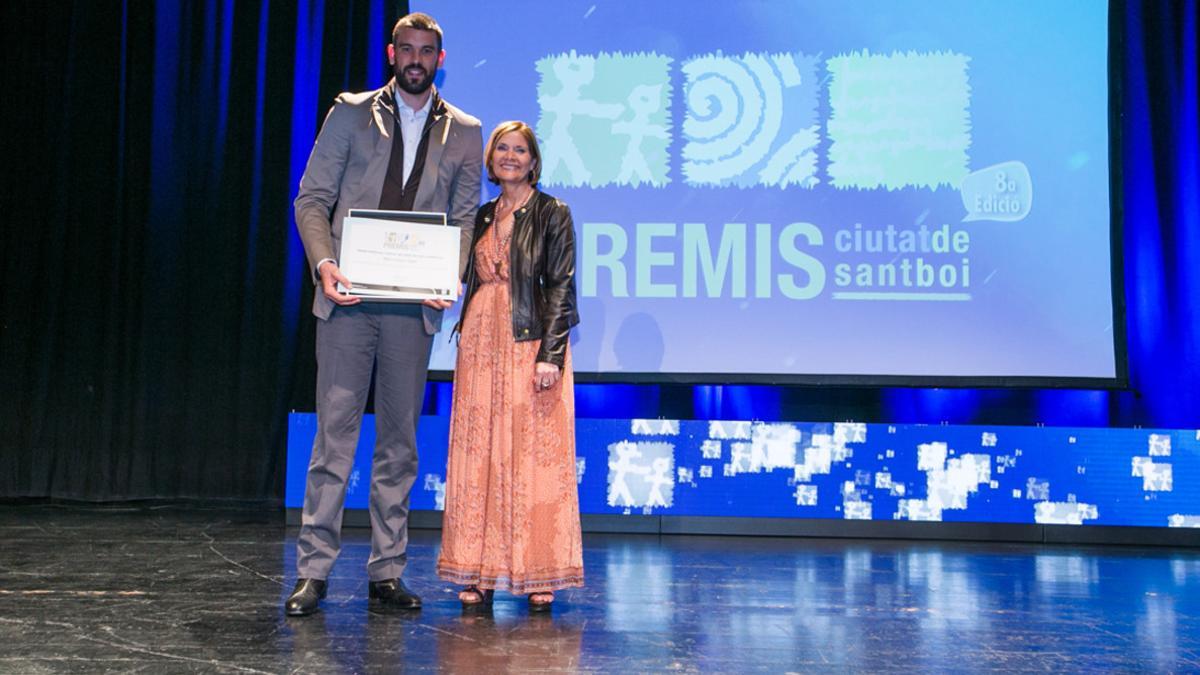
xmin=2 ymin=503 xmax=1199 ymax=673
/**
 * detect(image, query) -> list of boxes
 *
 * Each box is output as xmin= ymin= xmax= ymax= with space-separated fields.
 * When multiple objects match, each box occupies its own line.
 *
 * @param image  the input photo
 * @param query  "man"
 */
xmin=287 ymin=12 xmax=482 ymax=616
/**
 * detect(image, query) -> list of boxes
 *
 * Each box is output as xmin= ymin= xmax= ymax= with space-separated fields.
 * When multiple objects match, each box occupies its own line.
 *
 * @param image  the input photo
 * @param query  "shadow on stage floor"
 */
xmin=2 ymin=502 xmax=1199 ymax=672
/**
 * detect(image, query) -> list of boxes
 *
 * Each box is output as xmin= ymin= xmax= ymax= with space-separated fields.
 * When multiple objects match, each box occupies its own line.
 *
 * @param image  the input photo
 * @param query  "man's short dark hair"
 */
xmin=392 ymin=12 xmax=443 ymax=52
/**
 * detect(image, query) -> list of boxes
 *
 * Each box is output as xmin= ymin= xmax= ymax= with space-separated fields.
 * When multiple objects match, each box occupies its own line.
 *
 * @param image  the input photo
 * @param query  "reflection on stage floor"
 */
xmin=1 ymin=503 xmax=1198 ymax=672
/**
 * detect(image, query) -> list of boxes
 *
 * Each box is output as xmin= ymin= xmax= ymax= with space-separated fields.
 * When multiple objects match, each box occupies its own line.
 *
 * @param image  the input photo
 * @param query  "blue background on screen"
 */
xmin=414 ymin=0 xmax=1114 ymax=379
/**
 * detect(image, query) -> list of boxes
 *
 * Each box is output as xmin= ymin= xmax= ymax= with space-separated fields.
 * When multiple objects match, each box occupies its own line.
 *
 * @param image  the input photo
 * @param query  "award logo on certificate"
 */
xmin=337 ymin=209 xmax=460 ymax=302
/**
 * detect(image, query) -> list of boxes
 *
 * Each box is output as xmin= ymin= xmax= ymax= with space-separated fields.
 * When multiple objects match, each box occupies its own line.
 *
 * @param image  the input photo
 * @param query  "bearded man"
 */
xmin=286 ymin=12 xmax=482 ymax=617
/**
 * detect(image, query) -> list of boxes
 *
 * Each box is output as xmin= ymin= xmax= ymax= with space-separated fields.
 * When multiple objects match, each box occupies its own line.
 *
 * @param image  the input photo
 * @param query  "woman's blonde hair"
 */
xmin=484 ymin=120 xmax=542 ymax=185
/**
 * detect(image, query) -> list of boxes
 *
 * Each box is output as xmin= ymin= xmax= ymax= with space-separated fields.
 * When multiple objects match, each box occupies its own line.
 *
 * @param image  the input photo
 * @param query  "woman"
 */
xmin=436 ymin=121 xmax=583 ymax=611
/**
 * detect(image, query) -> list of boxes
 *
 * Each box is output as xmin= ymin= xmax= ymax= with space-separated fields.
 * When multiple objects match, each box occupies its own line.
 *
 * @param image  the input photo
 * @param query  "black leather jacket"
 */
xmin=456 ymin=190 xmax=580 ymax=367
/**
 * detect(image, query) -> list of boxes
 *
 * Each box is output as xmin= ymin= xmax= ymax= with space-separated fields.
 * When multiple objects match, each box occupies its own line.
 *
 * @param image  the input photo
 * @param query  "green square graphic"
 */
xmin=827 ymin=50 xmax=972 ymax=190
xmin=536 ymin=51 xmax=673 ymax=188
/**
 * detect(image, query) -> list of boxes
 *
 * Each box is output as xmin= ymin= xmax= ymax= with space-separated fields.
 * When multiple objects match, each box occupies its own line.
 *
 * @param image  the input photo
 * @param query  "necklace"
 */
xmin=492 ymin=188 xmax=533 ymax=275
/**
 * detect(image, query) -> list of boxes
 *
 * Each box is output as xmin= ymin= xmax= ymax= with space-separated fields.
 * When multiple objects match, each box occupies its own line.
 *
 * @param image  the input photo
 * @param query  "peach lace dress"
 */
xmin=436 ymin=224 xmax=584 ymax=594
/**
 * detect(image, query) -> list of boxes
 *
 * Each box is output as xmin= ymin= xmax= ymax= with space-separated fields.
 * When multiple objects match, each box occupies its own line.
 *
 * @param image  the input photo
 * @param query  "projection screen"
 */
xmin=415 ymin=0 xmax=1122 ymax=386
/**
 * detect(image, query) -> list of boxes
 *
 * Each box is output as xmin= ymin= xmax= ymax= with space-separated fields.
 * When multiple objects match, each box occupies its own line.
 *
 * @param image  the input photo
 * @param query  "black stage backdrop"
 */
xmin=1 ymin=1 xmax=1196 ymax=501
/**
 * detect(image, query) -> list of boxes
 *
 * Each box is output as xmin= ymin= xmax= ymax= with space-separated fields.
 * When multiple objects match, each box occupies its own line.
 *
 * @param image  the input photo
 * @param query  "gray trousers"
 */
xmin=296 ymin=303 xmax=433 ymax=582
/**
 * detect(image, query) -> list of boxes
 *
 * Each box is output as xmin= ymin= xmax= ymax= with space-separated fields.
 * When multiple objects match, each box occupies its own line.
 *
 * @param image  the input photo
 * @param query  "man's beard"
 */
xmin=395 ymin=64 xmax=435 ymax=95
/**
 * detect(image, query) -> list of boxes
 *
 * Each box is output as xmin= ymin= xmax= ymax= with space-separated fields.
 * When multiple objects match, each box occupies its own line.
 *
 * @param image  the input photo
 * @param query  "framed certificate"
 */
xmin=337 ymin=210 xmax=459 ymax=302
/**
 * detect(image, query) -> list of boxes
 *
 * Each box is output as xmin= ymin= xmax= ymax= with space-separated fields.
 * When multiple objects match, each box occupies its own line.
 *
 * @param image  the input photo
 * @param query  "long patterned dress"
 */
xmin=436 ymin=224 xmax=584 ymax=594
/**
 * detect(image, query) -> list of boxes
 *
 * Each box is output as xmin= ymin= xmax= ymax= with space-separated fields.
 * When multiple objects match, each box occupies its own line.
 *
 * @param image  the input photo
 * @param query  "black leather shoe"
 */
xmin=368 ymin=578 xmax=422 ymax=609
xmin=285 ymin=578 xmax=327 ymax=616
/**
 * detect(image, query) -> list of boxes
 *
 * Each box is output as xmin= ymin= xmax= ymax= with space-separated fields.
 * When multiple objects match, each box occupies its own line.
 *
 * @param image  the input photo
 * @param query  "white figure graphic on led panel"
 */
xmin=794 ymin=484 xmax=818 ymax=506
xmin=897 ymin=443 xmax=990 ymax=522
xmin=1149 ymin=433 xmax=1172 ymax=456
xmin=423 ymin=474 xmax=446 ymax=511
xmin=646 ymin=457 xmax=675 ymax=508
xmin=607 ymin=441 xmax=675 ymax=510
xmin=607 ymin=441 xmax=647 ymax=507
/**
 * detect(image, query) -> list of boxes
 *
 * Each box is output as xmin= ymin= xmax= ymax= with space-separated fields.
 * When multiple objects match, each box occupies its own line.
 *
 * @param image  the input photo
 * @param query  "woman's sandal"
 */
xmin=528 ymin=592 xmax=554 ymax=612
xmin=459 ymin=586 xmax=494 ymax=609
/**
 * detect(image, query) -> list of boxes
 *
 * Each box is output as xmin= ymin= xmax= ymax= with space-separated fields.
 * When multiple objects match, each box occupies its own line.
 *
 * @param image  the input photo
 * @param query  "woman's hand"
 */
xmin=532 ymin=361 xmax=561 ymax=392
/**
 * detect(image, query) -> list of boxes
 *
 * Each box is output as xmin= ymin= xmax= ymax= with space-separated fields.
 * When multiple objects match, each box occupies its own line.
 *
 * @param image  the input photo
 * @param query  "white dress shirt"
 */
xmin=394 ymin=85 xmax=434 ymax=185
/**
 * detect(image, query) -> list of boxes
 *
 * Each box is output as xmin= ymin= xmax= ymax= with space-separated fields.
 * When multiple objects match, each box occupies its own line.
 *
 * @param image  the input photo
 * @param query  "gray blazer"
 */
xmin=294 ymin=80 xmax=483 ymax=334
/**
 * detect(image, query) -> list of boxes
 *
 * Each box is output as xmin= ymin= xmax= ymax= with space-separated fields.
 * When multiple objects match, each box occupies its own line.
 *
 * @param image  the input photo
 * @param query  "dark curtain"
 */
xmin=0 ymin=0 xmax=402 ymax=500
xmin=1 ymin=1 xmax=1195 ymax=501
xmin=1117 ymin=0 xmax=1200 ymax=426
